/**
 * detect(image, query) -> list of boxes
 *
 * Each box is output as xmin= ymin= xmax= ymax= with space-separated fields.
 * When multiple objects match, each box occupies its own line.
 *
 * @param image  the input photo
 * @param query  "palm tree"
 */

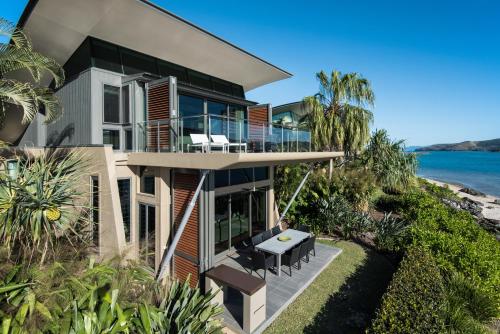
xmin=0 ymin=18 xmax=64 ymax=127
xmin=305 ymin=70 xmax=374 ymax=157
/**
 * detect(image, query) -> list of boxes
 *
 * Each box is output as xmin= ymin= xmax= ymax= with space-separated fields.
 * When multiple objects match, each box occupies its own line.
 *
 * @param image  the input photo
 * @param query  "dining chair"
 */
xmin=250 ymin=250 xmax=275 ymax=280
xmin=251 ymin=233 xmax=263 ymax=249
xmin=262 ymin=230 xmax=273 ymax=241
xmin=281 ymin=245 xmax=301 ymax=277
xmin=271 ymin=225 xmax=281 ymax=236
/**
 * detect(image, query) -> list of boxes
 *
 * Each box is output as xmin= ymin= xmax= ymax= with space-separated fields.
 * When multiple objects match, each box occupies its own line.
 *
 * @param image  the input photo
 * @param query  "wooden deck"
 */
xmin=215 ymin=242 xmax=342 ymax=333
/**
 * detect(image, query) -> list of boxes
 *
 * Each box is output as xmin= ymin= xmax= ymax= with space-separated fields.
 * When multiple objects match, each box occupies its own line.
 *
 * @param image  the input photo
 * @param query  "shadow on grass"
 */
xmin=304 ymin=248 xmax=397 ymax=334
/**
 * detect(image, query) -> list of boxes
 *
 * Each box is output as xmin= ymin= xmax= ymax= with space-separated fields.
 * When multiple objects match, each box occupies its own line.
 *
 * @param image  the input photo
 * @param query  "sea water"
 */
xmin=417 ymin=151 xmax=500 ymax=197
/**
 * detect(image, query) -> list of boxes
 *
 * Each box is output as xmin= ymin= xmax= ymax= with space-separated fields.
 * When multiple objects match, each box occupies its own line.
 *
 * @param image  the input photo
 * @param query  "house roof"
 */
xmin=18 ymin=0 xmax=292 ymax=91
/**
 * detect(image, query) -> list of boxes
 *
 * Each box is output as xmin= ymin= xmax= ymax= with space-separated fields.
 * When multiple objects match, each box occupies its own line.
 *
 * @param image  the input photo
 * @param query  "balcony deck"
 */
xmin=126 ymin=151 xmax=343 ymax=169
xmin=215 ymin=243 xmax=342 ymax=334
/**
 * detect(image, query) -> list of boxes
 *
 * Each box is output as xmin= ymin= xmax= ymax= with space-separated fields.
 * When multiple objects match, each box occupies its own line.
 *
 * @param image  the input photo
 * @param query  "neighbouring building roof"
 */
xmin=18 ymin=0 xmax=292 ymax=91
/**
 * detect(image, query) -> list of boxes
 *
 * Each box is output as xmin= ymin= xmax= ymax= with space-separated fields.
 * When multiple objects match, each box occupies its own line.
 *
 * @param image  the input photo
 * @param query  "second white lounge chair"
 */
xmin=211 ymin=135 xmax=247 ymax=153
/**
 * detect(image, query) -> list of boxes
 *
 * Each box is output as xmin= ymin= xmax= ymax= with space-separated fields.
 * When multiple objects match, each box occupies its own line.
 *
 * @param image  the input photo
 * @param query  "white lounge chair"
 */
xmin=210 ymin=135 xmax=247 ymax=153
xmin=187 ymin=134 xmax=226 ymax=153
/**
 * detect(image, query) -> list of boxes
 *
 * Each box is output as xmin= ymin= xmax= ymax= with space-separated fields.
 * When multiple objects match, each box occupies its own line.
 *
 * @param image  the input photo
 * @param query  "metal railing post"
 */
xmin=296 ymin=128 xmax=299 ymax=152
xmin=281 ymin=126 xmax=284 ymax=152
xmin=262 ymin=123 xmax=265 ymax=153
xmin=208 ymin=115 xmax=211 ymax=153
xmin=156 ymin=121 xmax=160 ymax=152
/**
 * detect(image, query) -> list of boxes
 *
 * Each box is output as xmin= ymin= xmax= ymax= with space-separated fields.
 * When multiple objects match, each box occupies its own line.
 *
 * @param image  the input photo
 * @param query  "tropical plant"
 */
xmin=0 ymin=257 xmax=223 ymax=334
xmin=0 ymin=150 xmax=89 ymax=264
xmin=304 ymin=70 xmax=374 ymax=156
xmin=363 ymin=129 xmax=417 ymax=193
xmin=444 ymin=272 xmax=497 ymax=333
xmin=372 ymin=212 xmax=408 ymax=252
xmin=0 ymin=18 xmax=64 ymax=126
xmin=316 ymin=193 xmax=372 ymax=239
xmin=156 ymin=278 xmax=223 ymax=334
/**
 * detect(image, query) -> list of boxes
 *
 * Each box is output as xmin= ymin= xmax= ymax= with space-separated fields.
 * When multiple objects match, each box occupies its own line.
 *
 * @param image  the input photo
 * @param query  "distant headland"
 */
xmin=416 ymin=138 xmax=500 ymax=152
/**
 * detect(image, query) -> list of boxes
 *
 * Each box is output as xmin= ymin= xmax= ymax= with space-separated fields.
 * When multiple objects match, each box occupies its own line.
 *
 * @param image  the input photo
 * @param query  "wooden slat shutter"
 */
xmin=147 ymin=82 xmax=170 ymax=151
xmin=248 ymin=104 xmax=271 ymax=151
xmin=172 ymin=172 xmax=200 ymax=288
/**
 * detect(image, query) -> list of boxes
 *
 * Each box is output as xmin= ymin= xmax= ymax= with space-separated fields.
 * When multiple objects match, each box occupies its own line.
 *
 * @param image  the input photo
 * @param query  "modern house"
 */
xmin=9 ymin=0 xmax=343 ymax=332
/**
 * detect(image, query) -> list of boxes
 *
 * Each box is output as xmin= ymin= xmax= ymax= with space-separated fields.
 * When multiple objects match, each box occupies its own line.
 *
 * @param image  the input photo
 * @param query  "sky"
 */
xmin=2 ymin=0 xmax=500 ymax=146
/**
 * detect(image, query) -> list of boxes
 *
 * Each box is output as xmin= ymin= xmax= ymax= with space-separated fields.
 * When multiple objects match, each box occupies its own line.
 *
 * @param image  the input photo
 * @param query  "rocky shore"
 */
xmin=426 ymin=179 xmax=500 ymax=240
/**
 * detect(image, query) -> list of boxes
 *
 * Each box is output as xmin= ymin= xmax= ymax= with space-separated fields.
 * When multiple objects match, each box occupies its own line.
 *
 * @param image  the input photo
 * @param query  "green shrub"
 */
xmin=369 ymin=247 xmax=446 ymax=334
xmin=380 ymin=190 xmax=500 ymax=318
xmin=418 ymin=178 xmax=460 ymax=201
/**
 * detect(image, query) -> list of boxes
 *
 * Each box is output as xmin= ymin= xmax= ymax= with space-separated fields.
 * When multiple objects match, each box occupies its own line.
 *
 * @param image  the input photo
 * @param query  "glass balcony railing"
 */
xmin=135 ymin=114 xmax=311 ymax=153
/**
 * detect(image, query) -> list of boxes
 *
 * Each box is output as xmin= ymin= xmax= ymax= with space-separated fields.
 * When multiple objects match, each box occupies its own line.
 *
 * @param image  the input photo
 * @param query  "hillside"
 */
xmin=416 ymin=138 xmax=500 ymax=152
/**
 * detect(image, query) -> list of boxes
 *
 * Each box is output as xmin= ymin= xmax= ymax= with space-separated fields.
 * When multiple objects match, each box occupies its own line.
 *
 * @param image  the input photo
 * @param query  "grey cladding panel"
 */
xmin=46 ymin=70 xmax=92 ymax=146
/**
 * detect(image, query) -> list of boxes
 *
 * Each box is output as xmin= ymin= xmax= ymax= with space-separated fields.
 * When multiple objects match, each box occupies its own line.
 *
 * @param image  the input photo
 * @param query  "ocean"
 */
xmin=417 ymin=151 xmax=500 ymax=197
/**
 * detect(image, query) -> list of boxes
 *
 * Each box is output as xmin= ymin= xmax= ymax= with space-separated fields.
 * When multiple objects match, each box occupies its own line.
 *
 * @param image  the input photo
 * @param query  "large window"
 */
xmin=103 ymin=85 xmax=120 ymax=123
xmin=118 ymin=179 xmax=131 ymax=243
xmin=91 ymin=38 xmax=122 ymax=73
xmin=139 ymin=204 xmax=156 ymax=268
xmin=179 ymin=95 xmax=204 ymax=118
xmin=214 ymin=168 xmax=269 ymax=188
xmin=103 ymin=129 xmax=120 ymax=150
xmin=140 ymin=167 xmax=155 ymax=195
xmin=91 ymin=176 xmax=99 ymax=247
xmin=122 ymin=86 xmax=130 ymax=124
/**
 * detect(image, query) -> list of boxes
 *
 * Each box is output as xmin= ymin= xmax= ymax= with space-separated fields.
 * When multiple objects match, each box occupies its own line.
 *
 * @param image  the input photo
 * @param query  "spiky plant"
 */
xmin=304 ymin=70 xmax=374 ymax=156
xmin=0 ymin=150 xmax=89 ymax=264
xmin=0 ymin=18 xmax=64 ymax=126
xmin=363 ymin=129 xmax=417 ymax=193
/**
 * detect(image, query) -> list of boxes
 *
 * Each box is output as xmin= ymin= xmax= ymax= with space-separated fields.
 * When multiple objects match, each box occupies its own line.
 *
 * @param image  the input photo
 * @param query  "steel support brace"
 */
xmin=156 ymin=169 xmax=209 ymax=281
xmin=275 ymin=165 xmax=314 ymax=227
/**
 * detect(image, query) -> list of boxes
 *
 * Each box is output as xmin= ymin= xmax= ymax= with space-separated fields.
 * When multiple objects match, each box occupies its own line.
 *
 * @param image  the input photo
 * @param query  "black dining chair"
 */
xmin=271 ymin=225 xmax=281 ymax=236
xmin=307 ymin=235 xmax=316 ymax=259
xmin=262 ymin=230 xmax=273 ymax=241
xmin=250 ymin=250 xmax=275 ymax=279
xmin=297 ymin=224 xmax=310 ymax=233
xmin=251 ymin=234 xmax=263 ymax=249
xmin=281 ymin=245 xmax=301 ymax=277
xmin=299 ymin=239 xmax=310 ymax=264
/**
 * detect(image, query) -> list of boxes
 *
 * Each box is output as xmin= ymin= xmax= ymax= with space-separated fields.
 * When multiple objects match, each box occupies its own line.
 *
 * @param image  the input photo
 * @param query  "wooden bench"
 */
xmin=205 ymin=264 xmax=266 ymax=333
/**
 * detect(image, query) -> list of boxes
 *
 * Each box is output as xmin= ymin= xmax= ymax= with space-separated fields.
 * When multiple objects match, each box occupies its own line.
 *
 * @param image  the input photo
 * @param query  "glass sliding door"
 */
xmin=251 ymin=189 xmax=267 ymax=236
xmin=139 ymin=203 xmax=156 ymax=268
xmin=214 ymin=195 xmax=230 ymax=255
xmin=213 ymin=188 xmax=267 ymax=257
xmin=230 ymin=192 xmax=250 ymax=246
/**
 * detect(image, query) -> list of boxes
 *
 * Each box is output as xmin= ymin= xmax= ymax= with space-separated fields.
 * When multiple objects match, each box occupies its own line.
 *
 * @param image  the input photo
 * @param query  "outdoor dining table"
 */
xmin=255 ymin=228 xmax=311 ymax=277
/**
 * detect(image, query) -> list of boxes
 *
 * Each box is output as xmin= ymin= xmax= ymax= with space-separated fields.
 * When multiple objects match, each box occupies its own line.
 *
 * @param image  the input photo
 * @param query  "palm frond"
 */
xmin=0 ymin=79 xmax=38 ymax=124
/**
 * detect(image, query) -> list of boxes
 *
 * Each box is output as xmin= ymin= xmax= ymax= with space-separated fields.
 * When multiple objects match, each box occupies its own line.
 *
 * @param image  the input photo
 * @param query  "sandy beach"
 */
xmin=425 ymin=178 xmax=500 ymax=221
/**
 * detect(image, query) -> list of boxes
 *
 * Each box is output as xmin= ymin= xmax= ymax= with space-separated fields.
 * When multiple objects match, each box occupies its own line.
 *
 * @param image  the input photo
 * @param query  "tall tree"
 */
xmin=0 ymin=18 xmax=64 ymax=127
xmin=305 ymin=70 xmax=374 ymax=156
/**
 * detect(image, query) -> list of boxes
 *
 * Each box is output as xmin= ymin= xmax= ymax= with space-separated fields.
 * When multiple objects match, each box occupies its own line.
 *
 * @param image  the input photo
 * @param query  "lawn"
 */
xmin=264 ymin=240 xmax=396 ymax=334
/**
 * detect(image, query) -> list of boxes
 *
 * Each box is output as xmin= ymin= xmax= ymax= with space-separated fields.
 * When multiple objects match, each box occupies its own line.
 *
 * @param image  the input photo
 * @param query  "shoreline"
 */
xmin=424 ymin=178 xmax=500 ymax=221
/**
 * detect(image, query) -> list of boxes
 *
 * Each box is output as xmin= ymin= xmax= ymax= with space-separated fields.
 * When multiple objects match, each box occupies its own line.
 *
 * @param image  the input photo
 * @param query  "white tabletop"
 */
xmin=255 ymin=229 xmax=310 ymax=255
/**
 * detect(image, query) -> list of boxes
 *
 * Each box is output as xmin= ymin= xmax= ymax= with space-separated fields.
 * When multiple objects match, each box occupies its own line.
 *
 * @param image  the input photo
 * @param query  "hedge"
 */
xmin=369 ymin=247 xmax=446 ymax=333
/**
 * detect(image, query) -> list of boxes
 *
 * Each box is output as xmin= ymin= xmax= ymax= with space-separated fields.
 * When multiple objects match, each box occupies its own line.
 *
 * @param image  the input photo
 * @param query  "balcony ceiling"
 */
xmin=126 ymin=152 xmax=344 ymax=170
xmin=18 ymin=0 xmax=292 ymax=91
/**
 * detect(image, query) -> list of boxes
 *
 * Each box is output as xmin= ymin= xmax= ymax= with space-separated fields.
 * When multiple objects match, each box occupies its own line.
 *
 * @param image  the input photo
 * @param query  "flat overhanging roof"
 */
xmin=126 ymin=152 xmax=344 ymax=169
xmin=18 ymin=0 xmax=292 ymax=91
